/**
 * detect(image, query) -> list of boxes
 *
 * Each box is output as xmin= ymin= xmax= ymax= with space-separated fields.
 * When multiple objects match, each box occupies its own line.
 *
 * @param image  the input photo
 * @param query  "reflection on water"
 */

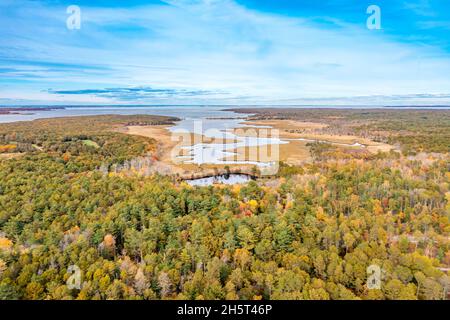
xmin=177 ymin=136 xmax=287 ymax=168
xmin=185 ymin=174 xmax=252 ymax=186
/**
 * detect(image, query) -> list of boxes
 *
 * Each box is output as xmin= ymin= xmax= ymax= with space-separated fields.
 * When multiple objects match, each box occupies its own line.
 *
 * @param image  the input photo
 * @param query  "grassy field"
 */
xmin=233 ymin=119 xmax=394 ymax=164
xmin=230 ymin=108 xmax=450 ymax=154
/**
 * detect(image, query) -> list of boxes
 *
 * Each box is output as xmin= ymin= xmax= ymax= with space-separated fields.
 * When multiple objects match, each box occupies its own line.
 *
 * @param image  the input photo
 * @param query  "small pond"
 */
xmin=185 ymin=174 xmax=253 ymax=186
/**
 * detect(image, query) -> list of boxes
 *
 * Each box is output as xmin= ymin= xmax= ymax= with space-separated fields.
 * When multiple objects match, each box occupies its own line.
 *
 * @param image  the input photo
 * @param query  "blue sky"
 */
xmin=1 ymin=0 xmax=450 ymax=105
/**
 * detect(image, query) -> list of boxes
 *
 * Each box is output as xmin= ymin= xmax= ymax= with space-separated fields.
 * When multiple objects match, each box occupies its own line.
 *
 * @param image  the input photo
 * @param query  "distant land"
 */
xmin=1 ymin=105 xmax=450 ymax=109
xmin=0 ymin=106 xmax=65 ymax=115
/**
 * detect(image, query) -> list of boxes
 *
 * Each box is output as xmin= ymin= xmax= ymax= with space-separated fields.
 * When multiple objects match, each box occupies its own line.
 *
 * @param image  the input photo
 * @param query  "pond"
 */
xmin=185 ymin=174 xmax=253 ymax=186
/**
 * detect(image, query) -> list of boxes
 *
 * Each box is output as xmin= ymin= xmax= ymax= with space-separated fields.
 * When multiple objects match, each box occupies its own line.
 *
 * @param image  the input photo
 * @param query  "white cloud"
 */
xmin=1 ymin=0 xmax=450 ymax=105
xmin=0 ymin=90 xmax=114 ymax=105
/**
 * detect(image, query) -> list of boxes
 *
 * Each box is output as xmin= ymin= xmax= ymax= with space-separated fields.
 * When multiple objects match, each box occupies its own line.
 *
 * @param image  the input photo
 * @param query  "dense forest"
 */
xmin=0 ymin=113 xmax=449 ymax=300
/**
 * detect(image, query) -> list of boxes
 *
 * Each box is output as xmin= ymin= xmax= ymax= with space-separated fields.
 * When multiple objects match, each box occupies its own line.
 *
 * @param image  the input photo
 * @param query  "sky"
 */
xmin=1 ymin=0 xmax=450 ymax=106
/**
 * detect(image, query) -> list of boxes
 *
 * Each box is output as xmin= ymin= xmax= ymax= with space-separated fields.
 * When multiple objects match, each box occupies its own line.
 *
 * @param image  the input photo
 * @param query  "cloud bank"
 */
xmin=1 ymin=0 xmax=450 ymax=105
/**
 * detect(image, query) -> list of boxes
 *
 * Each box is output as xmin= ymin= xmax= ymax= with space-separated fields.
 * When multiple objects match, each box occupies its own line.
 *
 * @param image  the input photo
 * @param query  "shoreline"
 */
xmin=123 ymin=123 xmax=263 ymax=178
xmin=123 ymin=113 xmax=396 ymax=172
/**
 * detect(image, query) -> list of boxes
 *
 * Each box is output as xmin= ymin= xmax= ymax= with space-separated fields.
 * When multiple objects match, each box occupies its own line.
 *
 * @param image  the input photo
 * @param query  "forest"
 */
xmin=0 ymin=112 xmax=449 ymax=300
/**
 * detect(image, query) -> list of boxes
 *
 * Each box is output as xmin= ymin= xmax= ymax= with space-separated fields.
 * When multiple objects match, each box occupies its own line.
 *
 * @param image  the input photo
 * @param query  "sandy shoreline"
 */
xmin=124 ymin=125 xmax=258 ymax=178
